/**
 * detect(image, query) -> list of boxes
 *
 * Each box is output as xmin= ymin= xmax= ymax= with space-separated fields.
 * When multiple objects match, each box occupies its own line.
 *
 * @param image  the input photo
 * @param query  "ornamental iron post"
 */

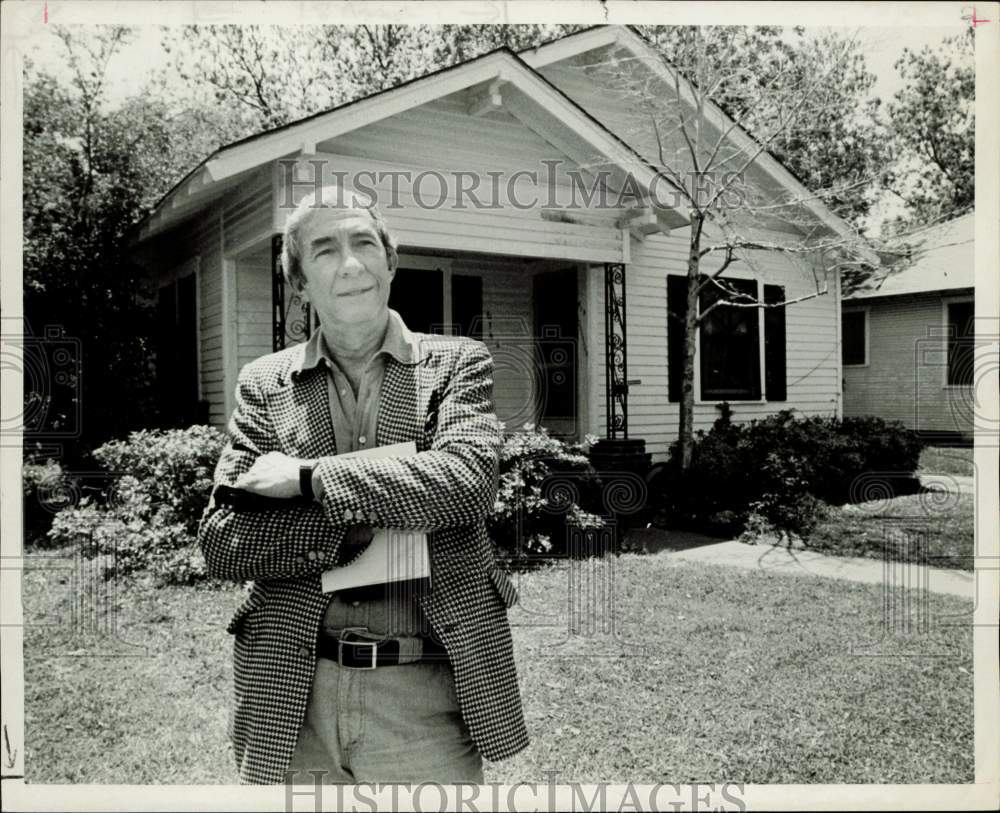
xmin=272 ymin=234 xmax=286 ymax=352
xmin=604 ymin=262 xmax=628 ymax=439
xmin=271 ymin=233 xmax=312 ymax=351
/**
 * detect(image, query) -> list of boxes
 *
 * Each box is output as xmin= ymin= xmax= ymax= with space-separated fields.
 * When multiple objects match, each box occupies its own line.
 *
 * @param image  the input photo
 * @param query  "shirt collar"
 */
xmin=292 ymin=308 xmax=415 ymax=378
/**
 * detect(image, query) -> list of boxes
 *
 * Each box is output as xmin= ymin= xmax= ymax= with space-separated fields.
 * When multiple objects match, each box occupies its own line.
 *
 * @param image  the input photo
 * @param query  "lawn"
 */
xmin=21 ymin=550 xmax=973 ymax=784
xmin=806 ymin=489 xmax=974 ymax=571
xmin=919 ymin=445 xmax=975 ymax=477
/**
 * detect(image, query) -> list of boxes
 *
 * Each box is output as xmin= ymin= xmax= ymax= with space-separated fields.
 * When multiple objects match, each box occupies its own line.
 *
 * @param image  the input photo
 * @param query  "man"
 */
xmin=198 ymin=185 xmax=528 ymax=785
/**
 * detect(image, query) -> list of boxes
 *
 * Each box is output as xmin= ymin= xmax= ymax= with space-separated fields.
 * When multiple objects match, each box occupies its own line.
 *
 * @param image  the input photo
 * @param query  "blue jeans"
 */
xmin=286 ymin=654 xmax=484 ymax=784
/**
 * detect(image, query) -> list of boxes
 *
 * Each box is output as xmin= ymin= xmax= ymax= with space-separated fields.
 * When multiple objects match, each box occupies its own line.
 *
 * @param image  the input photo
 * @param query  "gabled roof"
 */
xmin=133 ymin=44 xmax=669 ymax=244
xmin=846 ymin=212 xmax=975 ymax=300
xmin=135 ymin=24 xmax=868 ymax=251
xmin=521 ymin=25 xmax=861 ymax=244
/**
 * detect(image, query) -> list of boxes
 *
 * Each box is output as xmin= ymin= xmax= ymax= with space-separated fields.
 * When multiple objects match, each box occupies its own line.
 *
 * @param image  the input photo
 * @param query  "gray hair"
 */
xmin=280 ymin=184 xmax=398 ymax=290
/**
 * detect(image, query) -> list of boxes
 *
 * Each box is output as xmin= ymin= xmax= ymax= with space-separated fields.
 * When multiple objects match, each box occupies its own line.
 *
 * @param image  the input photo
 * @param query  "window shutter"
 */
xmin=764 ymin=284 xmax=787 ymax=402
xmin=667 ymin=275 xmax=689 ymax=402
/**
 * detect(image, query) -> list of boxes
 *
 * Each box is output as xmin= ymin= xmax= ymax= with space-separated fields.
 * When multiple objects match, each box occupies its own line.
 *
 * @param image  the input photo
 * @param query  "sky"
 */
xmin=18 ymin=17 xmax=970 ymax=233
xmin=21 ymin=22 xmax=968 ymax=108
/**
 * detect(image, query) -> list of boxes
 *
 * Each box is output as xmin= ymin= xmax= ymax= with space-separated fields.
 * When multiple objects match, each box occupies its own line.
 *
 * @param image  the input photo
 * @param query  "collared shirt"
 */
xmin=298 ymin=309 xmax=430 ymax=637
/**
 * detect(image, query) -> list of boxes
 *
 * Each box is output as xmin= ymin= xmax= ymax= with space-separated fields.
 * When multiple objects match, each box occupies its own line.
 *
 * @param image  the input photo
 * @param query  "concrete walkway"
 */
xmin=624 ymin=528 xmax=976 ymax=600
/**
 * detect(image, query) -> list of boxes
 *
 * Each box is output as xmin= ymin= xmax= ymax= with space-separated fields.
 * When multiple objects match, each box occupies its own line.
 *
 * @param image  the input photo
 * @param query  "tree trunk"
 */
xmin=678 ymin=211 xmax=703 ymax=471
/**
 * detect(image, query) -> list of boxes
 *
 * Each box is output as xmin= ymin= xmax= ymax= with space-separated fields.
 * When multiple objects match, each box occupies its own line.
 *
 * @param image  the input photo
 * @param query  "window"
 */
xmin=156 ymin=268 xmax=202 ymax=426
xmin=946 ymin=299 xmax=975 ymax=386
xmin=668 ymin=275 xmax=786 ymax=402
xmin=388 ymin=268 xmax=444 ymax=333
xmin=842 ymin=309 xmax=867 ymax=366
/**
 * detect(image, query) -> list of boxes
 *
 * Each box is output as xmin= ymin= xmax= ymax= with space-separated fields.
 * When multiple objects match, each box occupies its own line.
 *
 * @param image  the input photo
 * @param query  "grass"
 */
xmin=806 ymin=488 xmax=974 ymax=571
xmin=21 ymin=550 xmax=973 ymax=784
xmin=919 ymin=445 xmax=975 ymax=477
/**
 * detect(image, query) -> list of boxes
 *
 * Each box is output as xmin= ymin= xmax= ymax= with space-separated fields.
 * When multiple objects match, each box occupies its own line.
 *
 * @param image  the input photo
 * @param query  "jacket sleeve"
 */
xmin=197 ymin=366 xmax=345 ymax=582
xmin=313 ymin=340 xmax=503 ymax=531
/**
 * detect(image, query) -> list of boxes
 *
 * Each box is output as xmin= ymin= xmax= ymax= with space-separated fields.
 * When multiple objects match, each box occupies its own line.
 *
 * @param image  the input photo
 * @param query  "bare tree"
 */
xmin=584 ymin=27 xmax=886 ymax=469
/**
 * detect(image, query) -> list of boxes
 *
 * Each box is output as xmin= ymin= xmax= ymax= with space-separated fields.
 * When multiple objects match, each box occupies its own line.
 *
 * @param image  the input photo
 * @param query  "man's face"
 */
xmin=295 ymin=205 xmax=394 ymax=328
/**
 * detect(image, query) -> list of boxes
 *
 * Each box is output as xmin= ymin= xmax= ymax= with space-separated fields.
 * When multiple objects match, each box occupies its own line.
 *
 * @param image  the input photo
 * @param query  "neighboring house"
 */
xmin=131 ymin=26 xmax=858 ymax=464
xmin=842 ymin=212 xmax=975 ymax=443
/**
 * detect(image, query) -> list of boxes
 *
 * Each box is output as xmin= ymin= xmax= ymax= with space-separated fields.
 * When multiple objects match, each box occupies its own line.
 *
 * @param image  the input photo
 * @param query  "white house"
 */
xmin=842 ymin=211 xmax=975 ymax=443
xmin=131 ymin=26 xmax=857 ymax=464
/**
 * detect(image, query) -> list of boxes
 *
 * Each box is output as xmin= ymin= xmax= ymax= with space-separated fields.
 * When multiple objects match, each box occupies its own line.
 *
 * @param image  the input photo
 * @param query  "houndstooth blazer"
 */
xmin=198 ymin=329 xmax=528 ymax=785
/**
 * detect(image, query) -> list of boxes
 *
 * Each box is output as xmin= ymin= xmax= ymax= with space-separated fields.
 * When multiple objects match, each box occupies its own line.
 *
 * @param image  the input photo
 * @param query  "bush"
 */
xmin=23 ymin=458 xmax=65 ymax=546
xmin=656 ymin=410 xmax=922 ymax=541
xmin=47 ymin=425 xmax=226 ymax=584
xmin=488 ymin=422 xmax=606 ymax=569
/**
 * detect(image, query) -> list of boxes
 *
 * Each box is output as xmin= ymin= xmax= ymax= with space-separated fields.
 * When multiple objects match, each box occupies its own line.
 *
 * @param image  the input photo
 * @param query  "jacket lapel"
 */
xmin=265 ymin=367 xmax=338 ymax=459
xmin=378 ymin=356 xmax=424 ymax=448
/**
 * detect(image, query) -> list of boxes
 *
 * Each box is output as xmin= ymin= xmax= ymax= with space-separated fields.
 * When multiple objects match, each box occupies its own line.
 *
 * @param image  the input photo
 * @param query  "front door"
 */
xmin=533 ymin=268 xmax=579 ymax=439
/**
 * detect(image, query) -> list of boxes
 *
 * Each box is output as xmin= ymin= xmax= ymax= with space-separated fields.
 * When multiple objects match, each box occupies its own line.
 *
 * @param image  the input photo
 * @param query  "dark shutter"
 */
xmin=177 ymin=273 xmax=200 ymax=422
xmin=763 ymin=284 xmax=787 ymax=401
xmin=667 ymin=275 xmax=688 ymax=402
xmin=451 ymin=274 xmax=483 ymax=339
xmin=947 ymin=300 xmax=975 ymax=386
xmin=388 ymin=268 xmax=444 ymax=333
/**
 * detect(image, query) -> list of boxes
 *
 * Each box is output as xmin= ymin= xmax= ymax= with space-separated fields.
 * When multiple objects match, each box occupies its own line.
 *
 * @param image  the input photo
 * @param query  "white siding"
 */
xmin=234 ymin=254 xmax=274 ymax=373
xmin=590 ymin=229 xmax=842 ymax=463
xmin=843 ymin=292 xmax=974 ymax=435
xmin=222 ymin=167 xmax=272 ymax=256
xmin=537 ymin=51 xmax=789 ymax=209
xmin=145 ymin=210 xmax=227 ymax=428
xmin=450 ymin=256 xmax=537 ymax=430
xmin=272 ymin=94 xmax=627 ymax=264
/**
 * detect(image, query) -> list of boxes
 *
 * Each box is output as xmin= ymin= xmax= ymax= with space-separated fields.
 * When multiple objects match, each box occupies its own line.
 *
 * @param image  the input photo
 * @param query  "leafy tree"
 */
xmin=430 ymin=23 xmax=588 ymax=63
xmin=162 ymin=24 xmax=588 ymax=131
xmin=635 ymin=25 xmax=890 ymax=228
xmin=162 ymin=25 xmax=349 ymax=130
xmin=883 ymin=29 xmax=974 ymax=232
xmin=23 ymin=26 xmax=229 ymax=459
xmin=591 ymin=26 xmax=881 ymax=469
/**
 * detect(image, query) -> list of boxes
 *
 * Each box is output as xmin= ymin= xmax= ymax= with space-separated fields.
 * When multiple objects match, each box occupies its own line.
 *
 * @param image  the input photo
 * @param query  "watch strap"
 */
xmin=299 ymin=462 xmax=315 ymax=501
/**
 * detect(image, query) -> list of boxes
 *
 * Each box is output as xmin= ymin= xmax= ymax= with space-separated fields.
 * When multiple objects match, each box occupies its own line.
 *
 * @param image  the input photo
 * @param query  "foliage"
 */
xmin=593 ymin=26 xmax=887 ymax=471
xmin=654 ymin=410 xmax=923 ymax=540
xmin=488 ymin=422 xmax=606 ymax=569
xmin=47 ymin=426 xmax=227 ymax=584
xmin=23 ymin=27 xmax=232 ymax=458
xmin=163 ymin=24 xmax=587 ymax=131
xmin=883 ymin=29 xmax=974 ymax=233
xmin=635 ymin=25 xmax=890 ymax=227
xmin=22 ymin=458 xmax=65 ymax=546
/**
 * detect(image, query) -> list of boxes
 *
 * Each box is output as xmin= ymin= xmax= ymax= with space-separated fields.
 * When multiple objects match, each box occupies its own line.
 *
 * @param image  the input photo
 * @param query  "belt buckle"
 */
xmin=338 ymin=626 xmax=378 ymax=670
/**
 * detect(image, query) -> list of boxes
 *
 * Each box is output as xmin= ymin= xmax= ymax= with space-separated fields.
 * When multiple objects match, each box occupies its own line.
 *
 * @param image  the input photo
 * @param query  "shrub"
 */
xmin=47 ymin=425 xmax=226 ymax=584
xmin=488 ymin=422 xmax=606 ymax=569
xmin=657 ymin=410 xmax=922 ymax=541
xmin=23 ymin=457 xmax=65 ymax=546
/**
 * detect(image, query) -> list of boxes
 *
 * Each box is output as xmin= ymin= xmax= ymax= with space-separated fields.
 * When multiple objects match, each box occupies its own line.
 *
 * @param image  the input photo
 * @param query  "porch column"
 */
xmin=591 ymin=262 xmax=650 ymax=530
xmin=271 ymin=233 xmax=312 ymax=351
xmin=603 ymin=261 xmax=629 ymax=439
xmin=271 ymin=234 xmax=286 ymax=352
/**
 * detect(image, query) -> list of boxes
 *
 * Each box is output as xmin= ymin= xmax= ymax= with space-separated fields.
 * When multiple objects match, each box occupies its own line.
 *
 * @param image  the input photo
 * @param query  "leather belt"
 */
xmin=317 ymin=627 xmax=448 ymax=669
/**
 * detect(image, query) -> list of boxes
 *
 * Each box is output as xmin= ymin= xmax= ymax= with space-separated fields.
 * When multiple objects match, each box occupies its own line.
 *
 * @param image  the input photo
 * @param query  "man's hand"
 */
xmin=234 ymin=451 xmax=305 ymax=499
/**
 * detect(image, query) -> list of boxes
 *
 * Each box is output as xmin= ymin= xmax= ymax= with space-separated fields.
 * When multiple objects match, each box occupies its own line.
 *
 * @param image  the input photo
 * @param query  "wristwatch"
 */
xmin=299 ymin=460 xmax=316 ymax=501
